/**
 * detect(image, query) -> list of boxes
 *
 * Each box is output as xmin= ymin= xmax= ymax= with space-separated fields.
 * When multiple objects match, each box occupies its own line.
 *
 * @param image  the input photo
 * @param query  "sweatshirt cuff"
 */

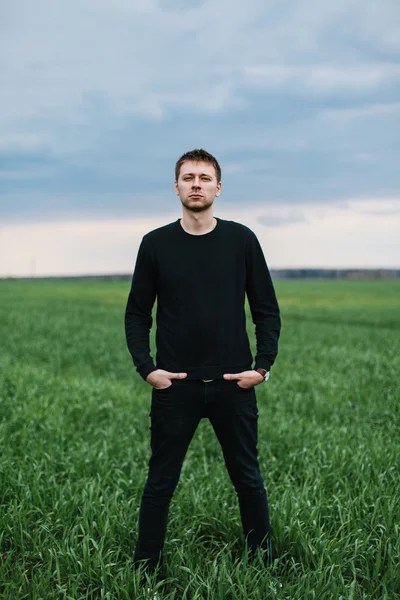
xmin=136 ymin=358 xmax=157 ymax=381
xmin=254 ymin=360 xmax=271 ymax=372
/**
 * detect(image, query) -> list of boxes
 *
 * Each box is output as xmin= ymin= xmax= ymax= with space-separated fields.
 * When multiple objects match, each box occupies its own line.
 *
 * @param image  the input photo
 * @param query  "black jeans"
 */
xmin=134 ymin=378 xmax=272 ymax=571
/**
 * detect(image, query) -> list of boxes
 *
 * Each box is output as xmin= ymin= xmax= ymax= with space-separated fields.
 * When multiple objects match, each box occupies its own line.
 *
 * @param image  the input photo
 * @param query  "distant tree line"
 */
xmin=270 ymin=269 xmax=400 ymax=280
xmin=3 ymin=269 xmax=400 ymax=281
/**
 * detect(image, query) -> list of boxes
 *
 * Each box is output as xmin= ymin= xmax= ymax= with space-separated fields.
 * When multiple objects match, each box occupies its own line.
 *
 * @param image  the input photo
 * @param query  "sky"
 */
xmin=1 ymin=0 xmax=400 ymax=276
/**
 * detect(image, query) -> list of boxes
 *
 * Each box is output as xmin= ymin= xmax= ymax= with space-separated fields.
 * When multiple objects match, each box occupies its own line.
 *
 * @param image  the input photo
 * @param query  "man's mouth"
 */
xmin=189 ymin=194 xmax=203 ymax=198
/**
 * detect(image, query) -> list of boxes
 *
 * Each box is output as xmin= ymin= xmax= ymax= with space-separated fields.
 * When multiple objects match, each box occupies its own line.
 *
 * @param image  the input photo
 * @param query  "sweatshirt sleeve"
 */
xmin=124 ymin=236 xmax=157 ymax=380
xmin=245 ymin=231 xmax=281 ymax=371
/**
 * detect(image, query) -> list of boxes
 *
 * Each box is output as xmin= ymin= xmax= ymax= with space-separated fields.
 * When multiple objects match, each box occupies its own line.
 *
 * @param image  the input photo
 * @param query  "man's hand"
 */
xmin=146 ymin=369 xmax=188 ymax=390
xmin=223 ymin=370 xmax=264 ymax=389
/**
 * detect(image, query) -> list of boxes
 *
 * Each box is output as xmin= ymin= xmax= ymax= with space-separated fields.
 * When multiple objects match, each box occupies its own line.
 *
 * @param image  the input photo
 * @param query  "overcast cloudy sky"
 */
xmin=1 ymin=0 xmax=399 ymax=276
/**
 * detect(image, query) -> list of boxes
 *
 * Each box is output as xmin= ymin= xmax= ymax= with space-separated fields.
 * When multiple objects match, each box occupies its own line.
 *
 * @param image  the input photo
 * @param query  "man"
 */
xmin=125 ymin=148 xmax=281 ymax=581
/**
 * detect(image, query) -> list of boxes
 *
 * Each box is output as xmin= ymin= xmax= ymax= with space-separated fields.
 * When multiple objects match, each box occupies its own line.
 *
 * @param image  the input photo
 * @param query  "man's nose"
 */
xmin=192 ymin=178 xmax=201 ymax=187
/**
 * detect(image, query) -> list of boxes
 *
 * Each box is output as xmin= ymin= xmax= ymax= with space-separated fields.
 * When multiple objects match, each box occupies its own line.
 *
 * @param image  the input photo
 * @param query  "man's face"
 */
xmin=175 ymin=161 xmax=222 ymax=213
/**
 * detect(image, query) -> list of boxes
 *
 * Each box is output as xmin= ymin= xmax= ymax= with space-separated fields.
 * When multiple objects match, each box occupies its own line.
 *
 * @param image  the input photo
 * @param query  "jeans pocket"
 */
xmin=234 ymin=381 xmax=253 ymax=391
xmin=154 ymin=381 xmax=174 ymax=392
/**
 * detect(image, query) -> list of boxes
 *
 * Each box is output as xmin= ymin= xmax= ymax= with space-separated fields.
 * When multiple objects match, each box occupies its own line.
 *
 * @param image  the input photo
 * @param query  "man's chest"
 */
xmin=155 ymin=241 xmax=246 ymax=292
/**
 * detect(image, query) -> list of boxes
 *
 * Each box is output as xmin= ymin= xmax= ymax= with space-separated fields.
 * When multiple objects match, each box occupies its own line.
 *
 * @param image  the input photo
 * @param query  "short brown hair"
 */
xmin=175 ymin=149 xmax=222 ymax=182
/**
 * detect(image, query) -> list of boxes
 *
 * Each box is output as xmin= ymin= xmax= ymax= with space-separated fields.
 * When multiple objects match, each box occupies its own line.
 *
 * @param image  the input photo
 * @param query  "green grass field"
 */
xmin=0 ymin=279 xmax=399 ymax=599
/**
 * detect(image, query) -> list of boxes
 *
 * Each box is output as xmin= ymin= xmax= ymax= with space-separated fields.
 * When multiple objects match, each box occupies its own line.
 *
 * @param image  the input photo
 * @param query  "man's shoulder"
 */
xmin=143 ymin=220 xmax=179 ymax=243
xmin=218 ymin=218 xmax=256 ymax=238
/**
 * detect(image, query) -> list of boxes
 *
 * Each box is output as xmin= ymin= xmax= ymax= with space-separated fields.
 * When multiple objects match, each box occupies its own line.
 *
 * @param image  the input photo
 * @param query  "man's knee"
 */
xmin=143 ymin=472 xmax=181 ymax=499
xmin=231 ymin=469 xmax=265 ymax=495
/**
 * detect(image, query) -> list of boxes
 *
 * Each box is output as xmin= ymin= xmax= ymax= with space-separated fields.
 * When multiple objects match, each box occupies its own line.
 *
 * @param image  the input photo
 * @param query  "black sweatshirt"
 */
xmin=125 ymin=217 xmax=281 ymax=381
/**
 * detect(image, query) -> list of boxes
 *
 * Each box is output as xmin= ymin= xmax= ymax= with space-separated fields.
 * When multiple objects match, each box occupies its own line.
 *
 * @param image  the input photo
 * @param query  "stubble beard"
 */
xmin=180 ymin=198 xmax=214 ymax=213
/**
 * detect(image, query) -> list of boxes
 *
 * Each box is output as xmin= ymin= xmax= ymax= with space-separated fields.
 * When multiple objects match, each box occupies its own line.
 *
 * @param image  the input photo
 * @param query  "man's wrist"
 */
xmin=138 ymin=360 xmax=157 ymax=381
xmin=254 ymin=368 xmax=270 ymax=382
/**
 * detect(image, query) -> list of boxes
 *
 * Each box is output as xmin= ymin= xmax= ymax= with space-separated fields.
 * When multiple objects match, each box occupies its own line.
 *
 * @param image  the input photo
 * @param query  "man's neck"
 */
xmin=180 ymin=211 xmax=216 ymax=235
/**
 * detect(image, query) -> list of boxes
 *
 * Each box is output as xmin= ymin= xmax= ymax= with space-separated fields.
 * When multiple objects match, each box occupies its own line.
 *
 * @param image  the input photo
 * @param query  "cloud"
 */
xmin=0 ymin=165 xmax=57 ymax=181
xmin=257 ymin=212 xmax=307 ymax=228
xmin=2 ymin=0 xmax=399 ymax=128
xmin=0 ymin=0 xmax=399 ymax=247
xmin=252 ymin=198 xmax=400 ymax=269
xmin=353 ymin=198 xmax=400 ymax=216
xmin=321 ymin=102 xmax=400 ymax=122
xmin=242 ymin=64 xmax=400 ymax=94
xmin=1 ymin=198 xmax=399 ymax=277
